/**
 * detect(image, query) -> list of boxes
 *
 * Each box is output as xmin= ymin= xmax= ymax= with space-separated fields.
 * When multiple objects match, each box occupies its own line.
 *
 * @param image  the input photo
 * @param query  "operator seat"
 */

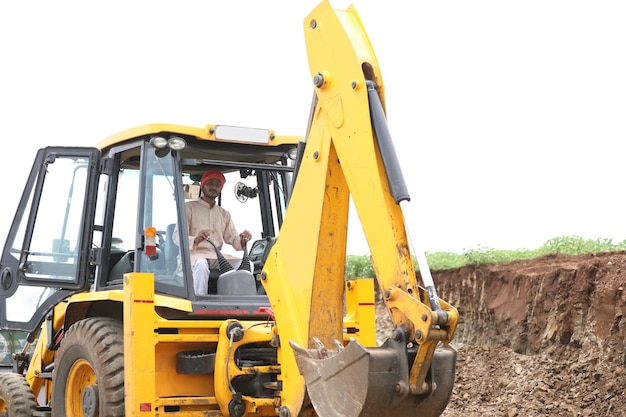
xmin=165 ymin=223 xmax=180 ymax=275
xmin=107 ymin=251 xmax=134 ymax=285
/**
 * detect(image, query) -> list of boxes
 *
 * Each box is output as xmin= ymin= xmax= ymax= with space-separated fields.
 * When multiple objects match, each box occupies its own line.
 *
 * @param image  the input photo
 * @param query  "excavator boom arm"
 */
xmin=261 ymin=2 xmax=458 ymax=417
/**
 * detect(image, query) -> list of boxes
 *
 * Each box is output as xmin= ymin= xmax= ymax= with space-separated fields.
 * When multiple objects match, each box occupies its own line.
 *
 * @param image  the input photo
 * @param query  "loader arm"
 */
xmin=261 ymin=2 xmax=458 ymax=417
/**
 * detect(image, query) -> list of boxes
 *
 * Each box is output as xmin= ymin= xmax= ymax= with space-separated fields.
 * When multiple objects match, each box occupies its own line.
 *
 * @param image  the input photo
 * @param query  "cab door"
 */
xmin=0 ymin=147 xmax=100 ymax=332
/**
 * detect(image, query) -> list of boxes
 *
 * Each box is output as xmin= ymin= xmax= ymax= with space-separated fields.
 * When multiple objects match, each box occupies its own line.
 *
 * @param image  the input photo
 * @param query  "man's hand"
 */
xmin=193 ymin=229 xmax=212 ymax=249
xmin=240 ymin=230 xmax=252 ymax=246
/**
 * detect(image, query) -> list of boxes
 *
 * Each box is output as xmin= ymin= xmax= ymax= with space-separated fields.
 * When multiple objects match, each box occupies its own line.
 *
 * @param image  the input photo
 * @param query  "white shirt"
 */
xmin=185 ymin=199 xmax=244 ymax=268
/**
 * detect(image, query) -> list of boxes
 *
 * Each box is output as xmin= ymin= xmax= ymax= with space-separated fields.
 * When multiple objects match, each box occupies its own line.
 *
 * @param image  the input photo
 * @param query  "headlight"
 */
xmin=168 ymin=136 xmax=187 ymax=150
xmin=150 ymin=136 xmax=168 ymax=148
xmin=287 ymin=147 xmax=298 ymax=161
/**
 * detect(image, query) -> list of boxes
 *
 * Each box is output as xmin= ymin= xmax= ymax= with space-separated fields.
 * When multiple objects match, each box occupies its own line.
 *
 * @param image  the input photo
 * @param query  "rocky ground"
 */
xmin=380 ymin=251 xmax=626 ymax=416
xmin=444 ymin=343 xmax=625 ymax=416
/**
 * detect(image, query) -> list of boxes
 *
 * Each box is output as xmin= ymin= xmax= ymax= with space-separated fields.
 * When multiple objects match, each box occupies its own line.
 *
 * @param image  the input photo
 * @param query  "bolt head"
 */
xmin=313 ymin=73 xmax=324 ymax=88
xmin=392 ymin=328 xmax=404 ymax=342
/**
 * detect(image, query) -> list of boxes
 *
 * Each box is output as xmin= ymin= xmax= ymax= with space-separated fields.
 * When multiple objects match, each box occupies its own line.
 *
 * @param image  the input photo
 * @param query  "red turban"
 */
xmin=200 ymin=170 xmax=225 ymax=189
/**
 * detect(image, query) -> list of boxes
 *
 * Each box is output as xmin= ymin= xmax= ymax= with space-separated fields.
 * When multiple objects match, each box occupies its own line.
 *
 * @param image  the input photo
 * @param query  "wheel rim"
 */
xmin=0 ymin=397 xmax=7 ymax=412
xmin=66 ymin=358 xmax=99 ymax=416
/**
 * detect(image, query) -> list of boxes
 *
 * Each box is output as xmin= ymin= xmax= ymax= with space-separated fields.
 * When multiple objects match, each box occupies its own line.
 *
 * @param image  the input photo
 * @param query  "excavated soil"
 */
xmin=378 ymin=251 xmax=626 ymax=416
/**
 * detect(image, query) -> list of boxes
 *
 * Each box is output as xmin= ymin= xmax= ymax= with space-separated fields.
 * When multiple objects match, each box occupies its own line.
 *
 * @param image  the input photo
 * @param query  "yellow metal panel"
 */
xmin=344 ymin=278 xmax=377 ymax=347
xmin=305 ymin=132 xmax=349 ymax=347
xmin=123 ymin=272 xmax=157 ymax=417
xmin=154 ymin=342 xmax=215 ymax=398
xmin=69 ymin=289 xmax=124 ymax=303
xmin=69 ymin=288 xmax=193 ymax=312
xmin=260 ymin=120 xmax=331 ymax=417
xmin=25 ymin=302 xmax=67 ymax=404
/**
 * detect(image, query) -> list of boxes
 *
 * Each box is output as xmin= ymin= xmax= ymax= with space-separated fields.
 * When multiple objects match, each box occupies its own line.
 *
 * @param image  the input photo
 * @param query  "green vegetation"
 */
xmin=345 ymin=254 xmax=376 ymax=278
xmin=345 ymin=235 xmax=626 ymax=278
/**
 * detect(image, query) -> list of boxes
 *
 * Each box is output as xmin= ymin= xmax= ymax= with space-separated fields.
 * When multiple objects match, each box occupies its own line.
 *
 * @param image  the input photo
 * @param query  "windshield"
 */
xmin=103 ymin=138 xmax=294 ymax=301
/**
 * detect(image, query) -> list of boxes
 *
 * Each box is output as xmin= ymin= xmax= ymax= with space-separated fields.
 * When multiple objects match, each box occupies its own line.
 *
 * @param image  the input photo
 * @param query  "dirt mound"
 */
xmin=444 ymin=343 xmax=625 ymax=416
xmin=430 ymin=251 xmax=626 ymax=416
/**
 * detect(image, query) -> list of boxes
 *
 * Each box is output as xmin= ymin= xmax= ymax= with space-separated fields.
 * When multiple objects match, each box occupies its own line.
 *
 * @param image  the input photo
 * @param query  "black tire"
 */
xmin=52 ymin=317 xmax=124 ymax=417
xmin=0 ymin=372 xmax=36 ymax=416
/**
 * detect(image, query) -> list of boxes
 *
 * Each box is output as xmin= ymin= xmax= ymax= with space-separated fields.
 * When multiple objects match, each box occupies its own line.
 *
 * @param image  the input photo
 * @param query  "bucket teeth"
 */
xmin=333 ymin=339 xmax=344 ymax=351
xmin=305 ymin=338 xmax=344 ymax=359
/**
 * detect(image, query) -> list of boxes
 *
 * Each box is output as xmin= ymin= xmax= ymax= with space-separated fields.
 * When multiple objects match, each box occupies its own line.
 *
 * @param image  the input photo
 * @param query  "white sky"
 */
xmin=1 ymin=1 xmax=625 ymax=256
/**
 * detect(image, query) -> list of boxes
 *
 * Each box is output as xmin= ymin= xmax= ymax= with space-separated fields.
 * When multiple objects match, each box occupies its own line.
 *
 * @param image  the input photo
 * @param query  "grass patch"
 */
xmin=345 ymin=235 xmax=626 ymax=278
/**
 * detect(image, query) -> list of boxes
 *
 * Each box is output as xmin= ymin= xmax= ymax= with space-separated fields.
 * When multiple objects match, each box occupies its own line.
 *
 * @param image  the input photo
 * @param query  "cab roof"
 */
xmin=94 ymin=122 xmax=302 ymax=151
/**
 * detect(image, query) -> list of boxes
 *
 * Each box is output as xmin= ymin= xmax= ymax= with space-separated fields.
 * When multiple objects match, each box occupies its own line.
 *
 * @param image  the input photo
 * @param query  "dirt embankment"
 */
xmin=429 ymin=251 xmax=626 ymax=416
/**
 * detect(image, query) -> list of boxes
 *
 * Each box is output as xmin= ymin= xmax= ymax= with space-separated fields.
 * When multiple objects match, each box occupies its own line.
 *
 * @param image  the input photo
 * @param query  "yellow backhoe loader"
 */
xmin=0 ymin=1 xmax=458 ymax=416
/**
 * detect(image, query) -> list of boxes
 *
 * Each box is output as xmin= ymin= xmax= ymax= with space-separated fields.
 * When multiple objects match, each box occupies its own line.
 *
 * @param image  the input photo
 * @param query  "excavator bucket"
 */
xmin=290 ymin=337 xmax=457 ymax=417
